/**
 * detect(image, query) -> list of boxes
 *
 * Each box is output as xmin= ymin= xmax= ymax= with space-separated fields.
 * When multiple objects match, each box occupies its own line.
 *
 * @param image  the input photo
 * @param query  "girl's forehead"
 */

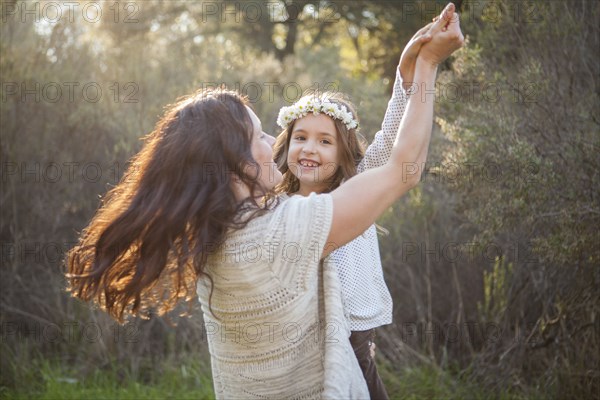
xmin=293 ymin=113 xmax=337 ymax=134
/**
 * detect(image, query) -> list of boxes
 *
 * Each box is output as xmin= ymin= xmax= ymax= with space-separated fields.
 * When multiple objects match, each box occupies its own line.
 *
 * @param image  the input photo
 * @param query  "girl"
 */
xmin=273 ymin=85 xmax=402 ymax=400
xmin=65 ymin=5 xmax=463 ymax=399
xmin=272 ymin=19 xmax=440 ymax=398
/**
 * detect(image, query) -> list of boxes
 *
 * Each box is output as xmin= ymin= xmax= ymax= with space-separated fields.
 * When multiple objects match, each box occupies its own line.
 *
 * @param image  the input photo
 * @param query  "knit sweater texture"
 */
xmin=196 ymin=193 xmax=369 ymax=399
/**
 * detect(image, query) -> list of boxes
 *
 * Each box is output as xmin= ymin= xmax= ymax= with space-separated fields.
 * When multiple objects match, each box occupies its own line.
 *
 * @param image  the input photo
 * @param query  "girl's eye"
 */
xmin=294 ymin=136 xmax=305 ymax=141
xmin=321 ymin=140 xmax=331 ymax=145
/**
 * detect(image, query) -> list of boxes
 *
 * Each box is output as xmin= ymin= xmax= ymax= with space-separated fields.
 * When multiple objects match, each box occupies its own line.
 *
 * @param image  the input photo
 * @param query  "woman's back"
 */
xmin=197 ymin=193 xmax=368 ymax=398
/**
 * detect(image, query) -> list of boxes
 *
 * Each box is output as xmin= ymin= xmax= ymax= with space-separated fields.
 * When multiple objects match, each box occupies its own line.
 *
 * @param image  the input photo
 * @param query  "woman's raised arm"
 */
xmin=325 ymin=3 xmax=464 ymax=256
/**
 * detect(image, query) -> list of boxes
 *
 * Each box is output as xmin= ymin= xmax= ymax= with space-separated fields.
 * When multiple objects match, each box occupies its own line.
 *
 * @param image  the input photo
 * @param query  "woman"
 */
xmin=66 ymin=4 xmax=463 ymax=398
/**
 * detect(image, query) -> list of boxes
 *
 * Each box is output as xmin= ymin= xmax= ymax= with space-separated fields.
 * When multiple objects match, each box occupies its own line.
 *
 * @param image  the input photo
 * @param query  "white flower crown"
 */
xmin=277 ymin=97 xmax=359 ymax=130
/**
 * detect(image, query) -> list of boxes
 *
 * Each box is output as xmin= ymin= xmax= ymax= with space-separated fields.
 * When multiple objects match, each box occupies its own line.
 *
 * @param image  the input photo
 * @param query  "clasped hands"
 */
xmin=399 ymin=3 xmax=465 ymax=90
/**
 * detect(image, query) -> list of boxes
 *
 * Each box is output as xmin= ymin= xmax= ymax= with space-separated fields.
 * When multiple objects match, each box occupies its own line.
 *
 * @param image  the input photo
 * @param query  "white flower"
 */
xmin=276 ymin=97 xmax=358 ymax=130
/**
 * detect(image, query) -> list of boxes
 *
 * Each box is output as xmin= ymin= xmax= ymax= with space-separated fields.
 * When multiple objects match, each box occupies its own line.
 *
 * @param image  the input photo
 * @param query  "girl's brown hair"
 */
xmin=273 ymin=92 xmax=366 ymax=194
xmin=66 ymin=88 xmax=269 ymax=322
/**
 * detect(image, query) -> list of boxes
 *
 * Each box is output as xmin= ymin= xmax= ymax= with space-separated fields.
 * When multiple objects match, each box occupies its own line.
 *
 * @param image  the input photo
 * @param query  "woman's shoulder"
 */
xmin=225 ymin=194 xmax=297 ymax=237
xmin=271 ymin=192 xmax=332 ymax=220
xmin=226 ymin=192 xmax=333 ymax=246
xmin=269 ymin=192 xmax=334 ymax=244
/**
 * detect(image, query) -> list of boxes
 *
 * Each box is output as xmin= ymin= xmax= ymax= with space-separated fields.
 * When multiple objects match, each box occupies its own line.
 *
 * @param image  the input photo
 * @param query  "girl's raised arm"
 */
xmin=356 ymin=71 xmax=408 ymax=173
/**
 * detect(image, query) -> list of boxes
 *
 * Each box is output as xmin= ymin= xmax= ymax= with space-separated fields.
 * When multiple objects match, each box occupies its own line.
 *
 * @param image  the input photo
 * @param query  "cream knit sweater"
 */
xmin=196 ymin=193 xmax=369 ymax=399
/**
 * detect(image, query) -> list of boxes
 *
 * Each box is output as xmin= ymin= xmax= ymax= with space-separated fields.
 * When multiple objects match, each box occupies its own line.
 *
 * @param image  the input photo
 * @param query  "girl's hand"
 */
xmin=417 ymin=3 xmax=465 ymax=67
xmin=369 ymin=341 xmax=376 ymax=359
xmin=399 ymin=22 xmax=434 ymax=91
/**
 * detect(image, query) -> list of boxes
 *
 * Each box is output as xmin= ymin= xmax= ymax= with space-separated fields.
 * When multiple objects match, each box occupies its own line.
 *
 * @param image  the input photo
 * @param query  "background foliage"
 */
xmin=1 ymin=0 xmax=598 ymax=398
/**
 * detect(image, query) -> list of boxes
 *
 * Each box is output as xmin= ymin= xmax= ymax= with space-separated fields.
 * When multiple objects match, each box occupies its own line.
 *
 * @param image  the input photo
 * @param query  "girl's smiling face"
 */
xmin=286 ymin=113 xmax=340 ymax=195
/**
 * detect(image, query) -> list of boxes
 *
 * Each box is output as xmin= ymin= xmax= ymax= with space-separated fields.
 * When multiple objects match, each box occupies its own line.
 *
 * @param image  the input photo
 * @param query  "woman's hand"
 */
xmin=417 ymin=3 xmax=465 ymax=67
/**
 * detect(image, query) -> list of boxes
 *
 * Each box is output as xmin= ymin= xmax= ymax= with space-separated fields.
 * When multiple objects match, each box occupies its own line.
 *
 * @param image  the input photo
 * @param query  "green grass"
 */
xmin=1 ymin=357 xmax=215 ymax=400
xmin=378 ymin=359 xmax=532 ymax=400
xmin=2 ymin=354 xmax=539 ymax=400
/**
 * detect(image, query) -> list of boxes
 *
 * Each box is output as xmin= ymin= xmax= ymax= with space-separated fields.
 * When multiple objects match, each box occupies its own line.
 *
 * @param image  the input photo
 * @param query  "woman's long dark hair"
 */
xmin=66 ymin=88 xmax=267 ymax=322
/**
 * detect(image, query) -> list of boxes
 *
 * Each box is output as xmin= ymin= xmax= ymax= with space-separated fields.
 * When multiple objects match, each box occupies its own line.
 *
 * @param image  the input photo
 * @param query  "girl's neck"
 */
xmin=293 ymin=183 xmax=327 ymax=197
